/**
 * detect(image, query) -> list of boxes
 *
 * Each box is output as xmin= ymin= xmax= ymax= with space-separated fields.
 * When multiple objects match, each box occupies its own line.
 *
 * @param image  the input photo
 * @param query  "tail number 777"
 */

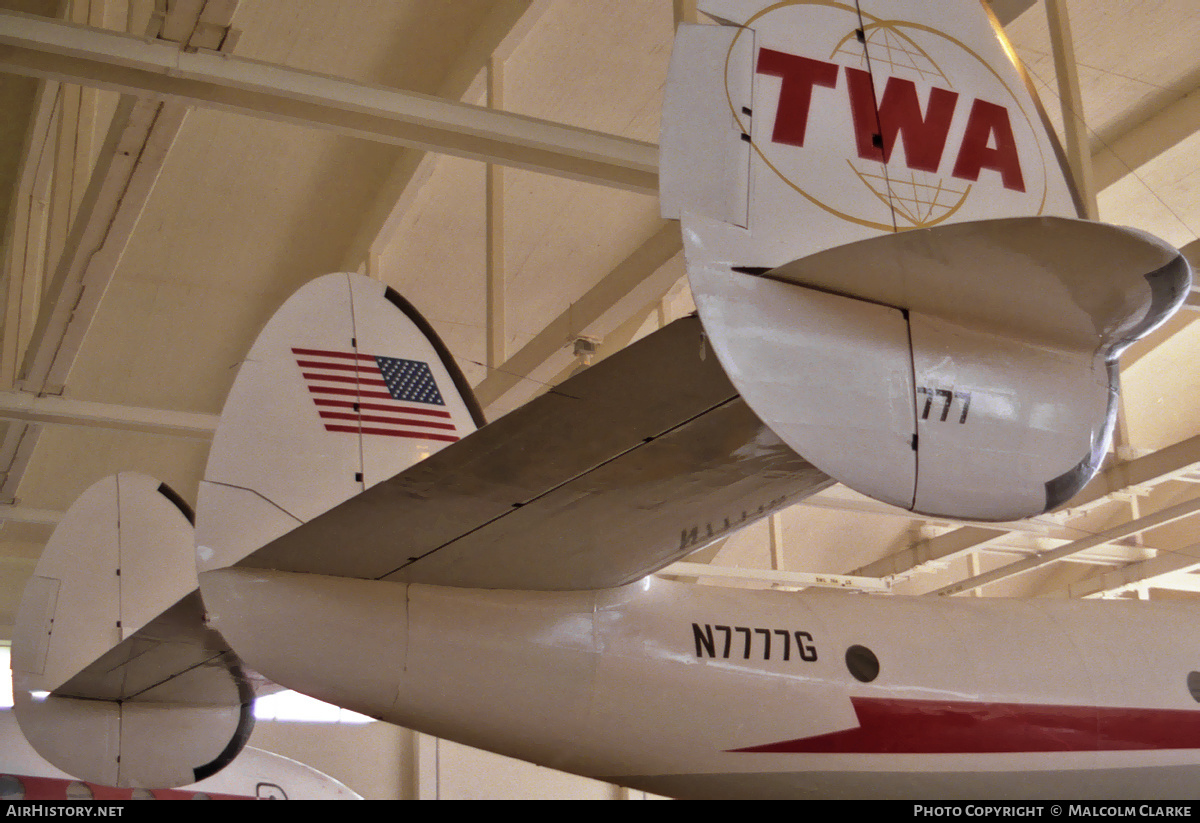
xmin=917 ymin=386 xmax=971 ymax=424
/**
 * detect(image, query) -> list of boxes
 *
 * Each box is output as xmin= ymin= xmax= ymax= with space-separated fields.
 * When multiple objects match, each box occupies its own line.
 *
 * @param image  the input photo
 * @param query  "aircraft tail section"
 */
xmin=661 ymin=0 xmax=1192 ymax=520
xmin=11 ymin=474 xmax=252 ymax=788
xmin=195 ymin=273 xmax=483 ymax=574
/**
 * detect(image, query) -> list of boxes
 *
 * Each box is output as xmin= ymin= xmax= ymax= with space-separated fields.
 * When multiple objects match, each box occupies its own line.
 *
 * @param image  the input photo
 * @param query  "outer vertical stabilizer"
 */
xmin=11 ymin=474 xmax=252 ymax=788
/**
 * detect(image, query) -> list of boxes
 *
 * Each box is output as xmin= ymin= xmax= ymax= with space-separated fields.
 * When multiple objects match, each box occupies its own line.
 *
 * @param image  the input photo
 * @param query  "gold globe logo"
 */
xmin=727 ymin=1 xmax=1054 ymax=231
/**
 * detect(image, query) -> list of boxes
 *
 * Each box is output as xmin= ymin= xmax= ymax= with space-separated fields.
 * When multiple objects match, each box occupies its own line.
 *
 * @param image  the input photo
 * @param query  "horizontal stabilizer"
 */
xmin=223 ymin=316 xmax=832 ymax=590
xmin=691 ymin=218 xmax=1190 ymax=519
xmin=11 ymin=474 xmax=253 ymax=788
xmin=766 ymin=218 xmax=1188 ymax=355
xmin=1 ymin=705 xmax=362 ymax=798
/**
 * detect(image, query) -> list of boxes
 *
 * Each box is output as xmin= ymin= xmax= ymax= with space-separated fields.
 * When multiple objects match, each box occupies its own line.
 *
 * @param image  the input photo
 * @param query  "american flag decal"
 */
xmin=293 ymin=347 xmax=459 ymax=443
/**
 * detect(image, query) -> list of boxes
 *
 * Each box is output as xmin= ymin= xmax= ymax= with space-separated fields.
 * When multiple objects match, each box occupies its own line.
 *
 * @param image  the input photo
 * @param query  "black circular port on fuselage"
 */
xmin=846 ymin=644 xmax=879 ymax=683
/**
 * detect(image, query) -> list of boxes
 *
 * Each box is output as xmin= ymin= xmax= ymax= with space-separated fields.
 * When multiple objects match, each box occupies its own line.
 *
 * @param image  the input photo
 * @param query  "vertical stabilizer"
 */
xmin=11 ymin=474 xmax=252 ymax=788
xmin=662 ymin=0 xmax=1080 ymax=267
xmin=660 ymin=0 xmax=1189 ymax=520
xmin=196 ymin=273 xmax=483 ymax=573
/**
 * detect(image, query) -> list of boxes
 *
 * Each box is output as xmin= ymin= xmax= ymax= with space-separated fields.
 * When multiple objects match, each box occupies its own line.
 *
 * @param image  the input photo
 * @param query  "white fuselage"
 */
xmin=200 ymin=568 xmax=1200 ymax=799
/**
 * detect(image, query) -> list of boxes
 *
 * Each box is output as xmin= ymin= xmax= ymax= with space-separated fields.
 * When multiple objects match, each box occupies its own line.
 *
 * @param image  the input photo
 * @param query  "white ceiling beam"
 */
xmin=847 ymin=431 xmax=1200 ymax=580
xmin=928 ymin=495 xmax=1200 ymax=596
xmin=16 ymin=96 xmax=186 ymax=397
xmin=660 ymin=561 xmax=889 ymax=593
xmin=0 ymin=10 xmax=659 ymax=194
xmin=1145 ymin=573 xmax=1200 ymax=594
xmin=1055 ymin=548 xmax=1200 ymax=599
xmin=1044 ymin=0 xmax=1097 ymax=218
xmin=0 ymin=391 xmax=217 ymax=439
xmin=487 ymin=58 xmax=506 ymax=370
xmin=0 ymin=505 xmax=61 ymax=526
xmin=851 ymin=525 xmax=1007 ymax=579
xmin=1 ymin=75 xmax=58 ymax=391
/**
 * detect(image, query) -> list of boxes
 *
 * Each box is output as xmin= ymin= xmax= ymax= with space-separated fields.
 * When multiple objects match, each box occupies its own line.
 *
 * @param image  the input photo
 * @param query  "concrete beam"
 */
xmin=0 ymin=391 xmax=217 ymax=439
xmin=0 ymin=10 xmax=659 ymax=193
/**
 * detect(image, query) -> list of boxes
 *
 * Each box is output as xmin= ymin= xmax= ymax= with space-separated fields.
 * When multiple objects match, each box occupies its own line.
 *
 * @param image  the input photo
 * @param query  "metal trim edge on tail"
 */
xmin=382 ymin=286 xmax=487 ymax=430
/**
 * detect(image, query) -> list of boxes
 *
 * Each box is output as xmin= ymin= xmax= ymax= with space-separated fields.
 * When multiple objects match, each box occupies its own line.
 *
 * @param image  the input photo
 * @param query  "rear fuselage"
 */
xmin=200 ymin=569 xmax=1200 ymax=799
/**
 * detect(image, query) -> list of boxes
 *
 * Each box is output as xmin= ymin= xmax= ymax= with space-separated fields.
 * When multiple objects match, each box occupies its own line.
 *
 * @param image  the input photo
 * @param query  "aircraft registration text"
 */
xmin=692 ymin=623 xmax=817 ymax=662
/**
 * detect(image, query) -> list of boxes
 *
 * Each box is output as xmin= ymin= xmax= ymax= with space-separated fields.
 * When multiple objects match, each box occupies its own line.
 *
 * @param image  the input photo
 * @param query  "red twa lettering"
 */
xmin=845 ymin=68 xmax=958 ymax=173
xmin=755 ymin=47 xmax=839 ymax=147
xmin=755 ymin=48 xmax=1026 ymax=192
xmin=951 ymin=99 xmax=1026 ymax=192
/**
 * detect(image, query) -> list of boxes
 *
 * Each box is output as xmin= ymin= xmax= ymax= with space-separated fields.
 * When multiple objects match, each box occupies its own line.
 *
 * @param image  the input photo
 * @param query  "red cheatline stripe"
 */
xmin=324 ymin=424 xmax=458 ymax=443
xmin=302 ymin=372 xmax=387 ymax=388
xmin=292 ymin=347 xmax=376 ymax=362
xmin=313 ymin=398 xmax=452 ymax=418
xmin=14 ymin=774 xmax=254 ymax=801
xmin=729 ymin=697 xmax=1200 ymax=754
xmin=318 ymin=411 xmax=456 ymax=431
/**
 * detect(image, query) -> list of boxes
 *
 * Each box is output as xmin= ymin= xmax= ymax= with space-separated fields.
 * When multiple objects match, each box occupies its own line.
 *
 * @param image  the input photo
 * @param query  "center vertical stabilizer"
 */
xmin=660 ymin=0 xmax=1190 ymax=520
xmin=196 ymin=273 xmax=483 ymax=574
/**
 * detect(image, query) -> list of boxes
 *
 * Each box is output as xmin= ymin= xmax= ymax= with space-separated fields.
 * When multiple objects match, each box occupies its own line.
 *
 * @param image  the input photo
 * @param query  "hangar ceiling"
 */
xmin=0 ymin=0 xmax=1197 ymax=639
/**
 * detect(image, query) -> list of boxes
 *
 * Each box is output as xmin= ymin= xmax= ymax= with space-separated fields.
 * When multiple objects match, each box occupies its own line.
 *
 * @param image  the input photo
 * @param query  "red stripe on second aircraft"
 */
xmin=730 ymin=697 xmax=1200 ymax=754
